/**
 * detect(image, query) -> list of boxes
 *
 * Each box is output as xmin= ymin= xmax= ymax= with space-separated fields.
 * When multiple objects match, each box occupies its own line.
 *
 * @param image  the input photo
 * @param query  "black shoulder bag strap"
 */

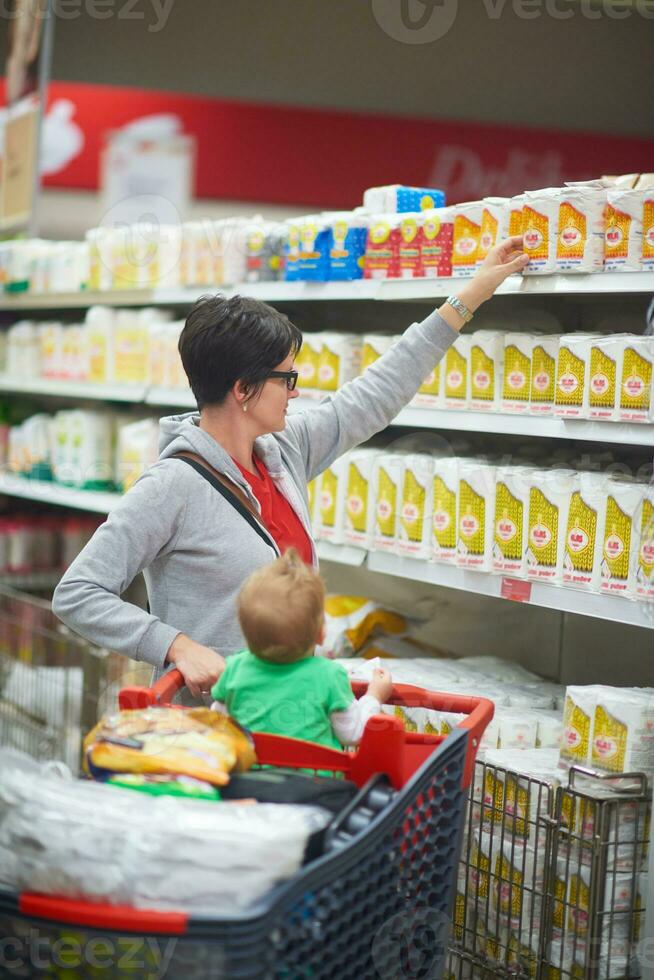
xmin=172 ymin=452 xmax=277 ymax=552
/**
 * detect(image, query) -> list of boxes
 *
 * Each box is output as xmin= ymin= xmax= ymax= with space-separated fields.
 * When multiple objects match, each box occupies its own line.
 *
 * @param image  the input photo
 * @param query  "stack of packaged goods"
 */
xmin=309 ymin=447 xmax=654 ymax=603
xmin=296 ymin=326 xmax=654 ymax=425
xmin=7 ymin=410 xmax=159 ymax=493
xmin=0 ymin=513 xmax=101 ymax=575
xmin=3 ymin=307 xmax=189 ymax=391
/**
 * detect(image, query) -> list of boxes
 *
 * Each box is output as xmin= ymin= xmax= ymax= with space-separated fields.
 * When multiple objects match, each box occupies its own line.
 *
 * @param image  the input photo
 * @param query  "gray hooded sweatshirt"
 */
xmin=52 ymin=309 xmax=456 ymax=675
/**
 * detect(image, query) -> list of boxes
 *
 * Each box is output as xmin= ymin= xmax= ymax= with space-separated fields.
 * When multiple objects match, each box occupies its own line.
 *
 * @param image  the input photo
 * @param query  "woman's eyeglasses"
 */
xmin=268 ymin=370 xmax=299 ymax=391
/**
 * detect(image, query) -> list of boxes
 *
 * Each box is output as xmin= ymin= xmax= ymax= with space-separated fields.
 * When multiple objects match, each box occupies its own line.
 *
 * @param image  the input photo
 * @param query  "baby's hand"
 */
xmin=367 ymin=667 xmax=393 ymax=705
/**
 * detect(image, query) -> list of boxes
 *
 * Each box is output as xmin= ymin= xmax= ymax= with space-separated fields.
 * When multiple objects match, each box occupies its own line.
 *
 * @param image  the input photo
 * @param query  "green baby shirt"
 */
xmin=211 ymin=651 xmax=354 ymax=750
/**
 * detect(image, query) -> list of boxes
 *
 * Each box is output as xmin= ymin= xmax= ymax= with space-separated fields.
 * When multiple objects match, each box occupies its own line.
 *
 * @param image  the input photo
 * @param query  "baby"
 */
xmin=211 ymin=549 xmax=393 ymax=748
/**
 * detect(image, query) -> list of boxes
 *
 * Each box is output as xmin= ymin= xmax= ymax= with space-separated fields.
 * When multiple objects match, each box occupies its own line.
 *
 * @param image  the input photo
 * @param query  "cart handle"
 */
xmin=19 ymin=893 xmax=188 ymax=935
xmin=119 ymin=669 xmax=494 ymax=788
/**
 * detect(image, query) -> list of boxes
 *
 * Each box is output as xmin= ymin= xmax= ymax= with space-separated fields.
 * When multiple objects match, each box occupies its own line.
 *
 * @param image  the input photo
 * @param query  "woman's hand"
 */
xmin=165 ymin=634 xmax=225 ymax=699
xmin=440 ymin=234 xmax=529 ymax=331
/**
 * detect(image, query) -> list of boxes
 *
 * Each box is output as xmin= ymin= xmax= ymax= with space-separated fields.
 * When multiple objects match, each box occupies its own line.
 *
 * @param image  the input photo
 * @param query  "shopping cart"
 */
xmin=0 ymin=669 xmax=493 ymax=980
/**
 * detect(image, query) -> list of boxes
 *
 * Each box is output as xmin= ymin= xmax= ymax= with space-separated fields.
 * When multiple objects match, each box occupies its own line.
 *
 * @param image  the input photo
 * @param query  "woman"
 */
xmin=52 ymin=236 xmax=528 ymax=700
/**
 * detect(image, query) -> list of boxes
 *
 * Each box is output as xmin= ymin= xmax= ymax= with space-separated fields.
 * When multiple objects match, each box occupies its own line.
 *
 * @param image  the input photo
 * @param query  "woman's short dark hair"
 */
xmin=178 ymin=294 xmax=303 ymax=410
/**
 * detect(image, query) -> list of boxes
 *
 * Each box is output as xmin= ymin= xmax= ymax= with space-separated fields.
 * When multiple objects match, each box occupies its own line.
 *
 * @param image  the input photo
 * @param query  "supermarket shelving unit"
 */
xmin=2 ymin=271 xmax=654 ymax=961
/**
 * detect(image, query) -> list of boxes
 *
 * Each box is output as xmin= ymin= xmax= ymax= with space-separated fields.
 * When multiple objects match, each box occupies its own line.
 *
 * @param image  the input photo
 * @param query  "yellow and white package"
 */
xmin=60 ymin=325 xmax=88 ymax=381
xmin=381 ymin=702 xmax=424 ymax=733
xmin=522 ymin=189 xmax=559 ymax=275
xmin=562 ymin=473 xmax=607 ymax=592
xmin=554 ymin=334 xmax=598 ymax=419
xmin=600 ymin=478 xmax=643 ymax=597
xmin=397 ymin=454 xmax=434 ymax=559
xmin=317 ymin=333 xmax=362 ymax=393
xmin=322 ymin=600 xmax=408 ymax=659
xmin=587 ymin=335 xmax=621 ymax=420
xmin=616 ymin=336 xmax=654 ymax=423
xmin=452 ymin=202 xmax=482 ymax=278
xmin=411 ymin=357 xmax=443 ymax=409
xmin=295 ymin=332 xmax=321 ymax=393
xmin=116 ymin=418 xmax=159 ymax=493
xmin=147 ymin=319 xmax=169 ymax=387
xmin=180 ymin=221 xmax=215 ymax=287
xmin=372 ymin=452 xmax=405 ymax=552
xmin=477 ymin=198 xmax=510 ymax=267
xmin=166 ymin=321 xmax=187 ymax=390
xmin=343 ymin=448 xmax=380 ymax=549
xmin=643 ymin=189 xmax=654 ymax=271
xmin=444 ymin=334 xmax=471 ymax=409
xmin=85 ymin=306 xmax=114 ymax=384
xmin=470 ymin=330 xmax=504 ymax=412
xmin=591 ymin=687 xmax=654 ymax=775
xmin=502 ymin=333 xmax=534 ymax=413
xmin=508 ymin=194 xmax=525 ymax=237
xmin=555 ymin=188 xmax=606 ymax=273
xmin=457 ymin=460 xmax=496 ymax=572
xmin=535 ymin=711 xmax=563 ymax=749
xmin=432 ymin=456 xmax=459 ymax=564
xmin=316 ymin=452 xmax=350 ymax=544
xmin=493 ymin=465 xmax=531 ymax=578
xmin=560 ymin=685 xmax=604 ymax=768
xmin=529 ymin=336 xmax=559 ymax=416
xmin=468 ymin=830 xmax=493 ymax=904
xmin=492 ymin=834 xmax=545 ymax=933
xmin=53 ymin=410 xmax=115 ymax=490
xmin=604 ymin=188 xmax=643 ymax=272
xmin=360 ymin=334 xmax=396 ymax=374
xmin=38 ymin=322 xmax=64 ymax=379
xmin=495 ymin=710 xmax=538 ymax=751
xmin=113 ymin=309 xmax=150 ymax=385
xmin=635 ymin=484 xmax=654 ymax=601
xmin=526 ymin=468 xmax=576 ymax=584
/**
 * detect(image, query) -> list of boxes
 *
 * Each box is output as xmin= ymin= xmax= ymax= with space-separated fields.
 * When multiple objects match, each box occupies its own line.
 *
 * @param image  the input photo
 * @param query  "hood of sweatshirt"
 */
xmin=157 ymin=412 xmax=285 ymax=490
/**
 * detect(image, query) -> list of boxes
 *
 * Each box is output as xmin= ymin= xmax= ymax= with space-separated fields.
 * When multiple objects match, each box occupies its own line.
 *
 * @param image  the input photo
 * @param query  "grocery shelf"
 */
xmin=1 ymin=271 xmax=654 ymax=311
xmin=146 ymin=387 xmax=196 ymax=408
xmin=0 ymin=375 xmax=148 ymax=402
xmin=316 ymin=541 xmax=366 ymax=565
xmin=0 ymin=474 xmax=121 ymax=514
xmin=360 ymin=551 xmax=654 ymax=629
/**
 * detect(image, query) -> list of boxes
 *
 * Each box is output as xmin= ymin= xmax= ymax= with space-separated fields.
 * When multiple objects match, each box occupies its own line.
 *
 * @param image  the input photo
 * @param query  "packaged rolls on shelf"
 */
xmin=61 ymin=324 xmax=88 ymax=382
xmin=495 ymin=710 xmax=539 ymax=750
xmin=529 ymin=336 xmax=559 ymax=415
xmin=116 ymin=418 xmax=159 ymax=493
xmin=617 ymin=335 xmax=654 ymax=423
xmin=284 ymin=219 xmax=301 ymax=281
xmin=432 ymin=456 xmax=459 ymax=564
xmin=343 ymin=448 xmax=380 ymax=549
xmin=363 ymin=215 xmax=402 ymax=279
xmin=477 ymin=198 xmax=510 ymax=267
xmin=535 ymin=711 xmax=563 ymax=749
xmin=643 ymin=189 xmax=654 ymax=271
xmin=604 ymin=189 xmax=643 ymax=272
xmin=298 ymin=215 xmax=331 ymax=282
xmin=562 ymin=473 xmax=607 ymax=592
xmin=295 ymin=332 xmax=321 ymax=392
xmin=317 ymin=333 xmax=361 ymax=393
xmin=398 ymin=213 xmax=423 ymax=279
xmin=243 ymin=218 xmax=285 ymax=283
xmin=525 ymin=467 xmax=576 ymax=584
xmin=502 ymin=333 xmax=533 ymax=413
xmin=52 ymin=410 xmax=115 ymax=490
xmin=360 ymin=334 xmax=396 ymax=373
xmin=635 ymin=483 xmax=654 ymax=600
xmin=181 ymin=221 xmax=215 ymax=287
xmin=469 ymin=330 xmax=504 ymax=412
xmin=555 ymin=187 xmax=606 ymax=273
xmin=7 ymin=321 xmax=40 ymax=379
xmin=362 ymin=184 xmax=446 ymax=213
xmin=522 ymin=189 xmax=559 ymax=275
xmin=397 ymin=454 xmax=434 ymax=559
xmin=600 ymin=478 xmax=643 ymax=597
xmin=457 ymin=459 xmax=496 ymax=572
xmin=452 ymin=202 xmax=482 ymax=278
xmin=326 ymin=212 xmax=368 ymax=281
xmin=38 ymin=322 xmax=64 ymax=379
xmin=113 ymin=309 xmax=150 ymax=385
xmin=86 ymin=306 xmax=115 ymax=384
xmin=372 ymin=452 xmax=405 ymax=553
xmin=493 ymin=465 xmax=531 ymax=578
xmin=587 ymin=334 xmax=620 ymax=420
xmin=419 ymin=207 xmax=454 ymax=278
xmin=560 ymin=685 xmax=603 ymax=768
xmin=444 ymin=334 xmax=471 ymax=409
xmin=508 ymin=195 xmax=525 ymax=237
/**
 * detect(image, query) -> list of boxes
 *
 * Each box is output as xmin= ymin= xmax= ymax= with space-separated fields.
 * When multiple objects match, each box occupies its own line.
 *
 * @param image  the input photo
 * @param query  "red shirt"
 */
xmin=234 ymin=456 xmax=313 ymax=565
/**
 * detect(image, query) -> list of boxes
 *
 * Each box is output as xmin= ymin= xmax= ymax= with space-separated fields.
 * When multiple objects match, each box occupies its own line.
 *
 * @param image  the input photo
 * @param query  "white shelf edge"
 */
xmin=0 ymin=376 xmax=149 ymax=402
xmin=0 ymin=474 xmax=122 ymax=514
xmin=365 ymin=551 xmax=654 ymax=629
xmin=317 ymin=541 xmax=366 ymax=566
xmin=1 ymin=271 xmax=654 ymax=310
xmin=146 ymin=387 xmax=197 ymax=408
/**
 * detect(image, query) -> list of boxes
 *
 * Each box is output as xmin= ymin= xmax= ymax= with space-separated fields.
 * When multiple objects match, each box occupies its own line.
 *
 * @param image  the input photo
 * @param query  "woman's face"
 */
xmin=247 ymin=352 xmax=299 ymax=434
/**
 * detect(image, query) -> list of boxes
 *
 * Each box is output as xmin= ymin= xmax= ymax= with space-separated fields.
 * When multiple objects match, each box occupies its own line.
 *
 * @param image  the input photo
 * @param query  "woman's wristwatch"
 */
xmin=445 ymin=295 xmax=474 ymax=324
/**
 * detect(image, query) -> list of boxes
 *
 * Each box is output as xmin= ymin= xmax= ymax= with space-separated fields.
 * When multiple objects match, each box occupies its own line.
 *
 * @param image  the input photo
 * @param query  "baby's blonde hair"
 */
xmin=237 ymin=549 xmax=325 ymax=664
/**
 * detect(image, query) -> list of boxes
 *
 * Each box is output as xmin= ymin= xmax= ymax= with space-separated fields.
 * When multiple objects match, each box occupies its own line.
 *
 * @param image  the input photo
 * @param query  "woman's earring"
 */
xmin=243 ymin=403 xmax=248 ymax=413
